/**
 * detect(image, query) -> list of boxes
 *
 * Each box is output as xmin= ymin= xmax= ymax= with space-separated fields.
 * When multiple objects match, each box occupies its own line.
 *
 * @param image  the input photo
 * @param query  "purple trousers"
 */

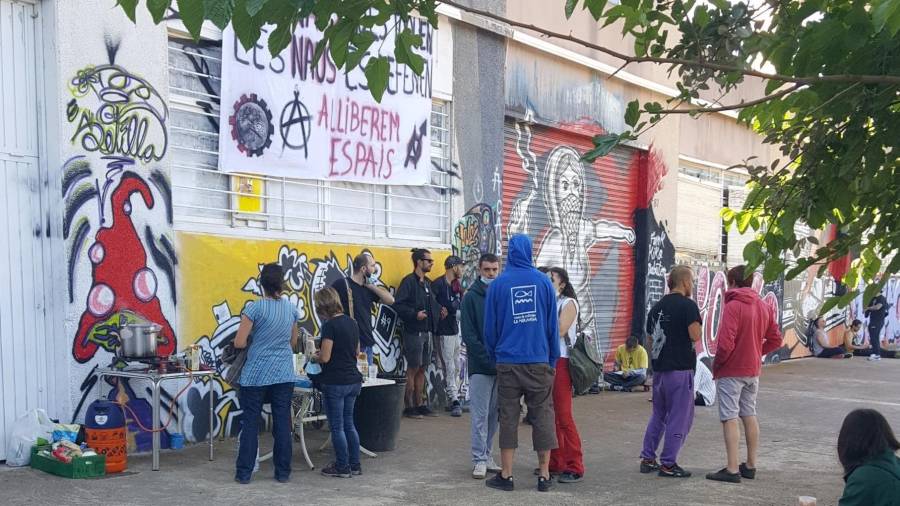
xmin=640 ymin=369 xmax=695 ymax=466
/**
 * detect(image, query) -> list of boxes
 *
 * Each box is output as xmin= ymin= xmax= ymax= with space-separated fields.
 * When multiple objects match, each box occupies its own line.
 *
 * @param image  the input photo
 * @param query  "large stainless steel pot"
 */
xmin=118 ymin=322 xmax=164 ymax=359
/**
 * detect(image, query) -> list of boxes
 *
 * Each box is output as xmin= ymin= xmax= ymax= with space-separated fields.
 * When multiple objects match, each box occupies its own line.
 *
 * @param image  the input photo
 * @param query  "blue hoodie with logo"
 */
xmin=484 ymin=234 xmax=560 ymax=367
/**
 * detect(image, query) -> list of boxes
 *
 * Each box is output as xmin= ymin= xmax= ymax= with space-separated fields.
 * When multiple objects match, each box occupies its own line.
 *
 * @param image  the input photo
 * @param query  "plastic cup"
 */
xmin=368 ymin=366 xmax=378 ymax=381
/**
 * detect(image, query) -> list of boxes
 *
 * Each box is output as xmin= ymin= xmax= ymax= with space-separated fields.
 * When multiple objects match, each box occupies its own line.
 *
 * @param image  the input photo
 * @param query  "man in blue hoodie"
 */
xmin=484 ymin=234 xmax=560 ymax=493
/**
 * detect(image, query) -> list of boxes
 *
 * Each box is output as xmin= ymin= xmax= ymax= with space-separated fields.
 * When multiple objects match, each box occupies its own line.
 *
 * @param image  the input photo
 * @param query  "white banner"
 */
xmin=218 ymin=18 xmax=434 ymax=185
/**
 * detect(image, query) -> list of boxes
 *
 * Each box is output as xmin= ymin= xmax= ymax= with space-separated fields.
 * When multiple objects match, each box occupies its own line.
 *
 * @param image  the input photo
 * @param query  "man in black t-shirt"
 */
xmin=433 ymin=255 xmax=465 ymax=417
xmin=864 ymin=290 xmax=889 ymax=361
xmin=331 ymin=254 xmax=395 ymax=367
xmin=639 ymin=265 xmax=702 ymax=479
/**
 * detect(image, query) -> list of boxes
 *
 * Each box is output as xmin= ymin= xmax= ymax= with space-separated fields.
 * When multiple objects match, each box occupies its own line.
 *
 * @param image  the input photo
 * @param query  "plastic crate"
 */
xmin=30 ymin=446 xmax=106 ymax=479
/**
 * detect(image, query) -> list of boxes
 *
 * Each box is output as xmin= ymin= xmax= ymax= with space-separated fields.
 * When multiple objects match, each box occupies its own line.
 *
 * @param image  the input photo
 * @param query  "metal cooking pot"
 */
xmin=118 ymin=322 xmax=164 ymax=359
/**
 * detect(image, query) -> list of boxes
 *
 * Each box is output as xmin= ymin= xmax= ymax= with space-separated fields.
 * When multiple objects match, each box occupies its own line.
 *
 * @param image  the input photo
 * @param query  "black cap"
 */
xmin=445 ymin=255 xmax=464 ymax=268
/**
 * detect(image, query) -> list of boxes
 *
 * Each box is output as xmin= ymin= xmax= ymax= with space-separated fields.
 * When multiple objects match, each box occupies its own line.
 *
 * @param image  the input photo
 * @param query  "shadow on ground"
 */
xmin=3 ymin=357 xmax=898 ymax=505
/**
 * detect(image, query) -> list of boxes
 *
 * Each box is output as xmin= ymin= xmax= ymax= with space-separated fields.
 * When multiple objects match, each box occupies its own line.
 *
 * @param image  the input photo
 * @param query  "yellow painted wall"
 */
xmin=178 ymin=231 xmax=449 ymax=352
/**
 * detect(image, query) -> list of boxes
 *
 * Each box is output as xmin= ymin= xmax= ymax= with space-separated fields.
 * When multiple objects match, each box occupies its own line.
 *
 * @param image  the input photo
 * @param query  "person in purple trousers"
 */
xmin=640 ymin=265 xmax=702 ymax=478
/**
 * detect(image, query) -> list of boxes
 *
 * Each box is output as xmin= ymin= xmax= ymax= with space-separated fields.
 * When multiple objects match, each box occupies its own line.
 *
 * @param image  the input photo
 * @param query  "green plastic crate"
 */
xmin=30 ymin=445 xmax=106 ymax=479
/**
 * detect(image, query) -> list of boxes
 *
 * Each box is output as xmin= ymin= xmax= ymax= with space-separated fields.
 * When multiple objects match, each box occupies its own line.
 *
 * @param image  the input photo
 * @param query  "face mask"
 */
xmin=481 ymin=276 xmax=495 ymax=285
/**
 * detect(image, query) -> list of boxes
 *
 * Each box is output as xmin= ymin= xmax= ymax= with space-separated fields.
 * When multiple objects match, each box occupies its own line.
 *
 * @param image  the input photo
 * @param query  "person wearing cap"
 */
xmin=433 ymin=254 xmax=466 ymax=417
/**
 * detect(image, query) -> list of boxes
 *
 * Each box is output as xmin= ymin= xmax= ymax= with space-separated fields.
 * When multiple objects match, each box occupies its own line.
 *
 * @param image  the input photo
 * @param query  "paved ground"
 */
xmin=3 ymin=357 xmax=898 ymax=505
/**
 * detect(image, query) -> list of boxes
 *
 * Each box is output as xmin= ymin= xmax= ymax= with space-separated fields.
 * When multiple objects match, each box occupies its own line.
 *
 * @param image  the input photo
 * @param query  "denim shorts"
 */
xmin=403 ymin=331 xmax=432 ymax=369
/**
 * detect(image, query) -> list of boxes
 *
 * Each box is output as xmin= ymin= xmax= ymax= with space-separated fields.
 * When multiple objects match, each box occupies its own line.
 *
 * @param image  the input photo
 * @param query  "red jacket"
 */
xmin=713 ymin=287 xmax=783 ymax=379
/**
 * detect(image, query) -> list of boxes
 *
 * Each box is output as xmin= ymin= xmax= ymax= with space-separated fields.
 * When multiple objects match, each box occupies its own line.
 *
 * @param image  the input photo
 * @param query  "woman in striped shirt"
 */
xmin=233 ymin=263 xmax=300 ymax=484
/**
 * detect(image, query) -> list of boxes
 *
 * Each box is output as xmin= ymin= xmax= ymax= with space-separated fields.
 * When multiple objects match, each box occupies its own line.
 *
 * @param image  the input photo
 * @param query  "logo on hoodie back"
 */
xmin=511 ymin=285 xmax=538 ymax=324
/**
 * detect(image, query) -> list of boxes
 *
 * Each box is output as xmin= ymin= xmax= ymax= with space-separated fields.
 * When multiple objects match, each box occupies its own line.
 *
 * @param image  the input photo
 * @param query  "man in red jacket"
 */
xmin=706 ymin=265 xmax=783 ymax=483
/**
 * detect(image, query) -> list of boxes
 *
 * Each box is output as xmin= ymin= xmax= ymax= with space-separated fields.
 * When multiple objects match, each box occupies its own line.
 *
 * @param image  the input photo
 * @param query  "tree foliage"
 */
xmin=117 ymin=0 xmax=900 ymax=305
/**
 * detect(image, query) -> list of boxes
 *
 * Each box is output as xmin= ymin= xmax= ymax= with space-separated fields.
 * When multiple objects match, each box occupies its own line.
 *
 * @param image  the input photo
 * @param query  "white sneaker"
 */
xmin=868 ymin=354 xmax=882 ymax=361
xmin=472 ymin=461 xmax=487 ymax=479
xmin=486 ymin=458 xmax=502 ymax=473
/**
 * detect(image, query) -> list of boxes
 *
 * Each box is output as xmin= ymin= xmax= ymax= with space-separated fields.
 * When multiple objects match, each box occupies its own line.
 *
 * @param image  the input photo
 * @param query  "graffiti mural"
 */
xmin=64 ymin=38 xmax=178 ymax=452
xmin=503 ymin=119 xmax=637 ymax=363
xmin=179 ymin=233 xmax=452 ymax=434
xmin=452 ymin=203 xmax=500 ymax=289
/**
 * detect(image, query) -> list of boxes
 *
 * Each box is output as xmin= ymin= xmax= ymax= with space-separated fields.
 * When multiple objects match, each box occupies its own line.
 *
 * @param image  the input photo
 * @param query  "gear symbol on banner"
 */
xmin=229 ymin=93 xmax=274 ymax=157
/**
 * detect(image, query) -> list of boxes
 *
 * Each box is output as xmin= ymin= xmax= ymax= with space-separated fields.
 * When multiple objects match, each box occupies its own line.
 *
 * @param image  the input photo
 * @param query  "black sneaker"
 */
xmin=588 ymin=384 xmax=601 ymax=394
xmin=739 ymin=463 xmax=756 ymax=480
xmin=234 ymin=476 xmax=251 ymax=485
xmin=275 ymin=475 xmax=290 ymax=483
xmin=658 ymin=463 xmax=692 ymax=478
xmin=640 ymin=459 xmax=660 ymax=474
xmin=404 ymin=407 xmax=423 ymax=419
xmin=557 ymin=471 xmax=583 ymax=483
xmin=537 ymin=475 xmax=554 ymax=492
xmin=321 ymin=464 xmax=351 ymax=478
xmin=417 ymin=405 xmax=438 ymax=417
xmin=486 ymin=473 xmax=514 ymax=491
xmin=706 ymin=467 xmax=740 ymax=483
xmin=351 ymin=465 xmax=362 ymax=476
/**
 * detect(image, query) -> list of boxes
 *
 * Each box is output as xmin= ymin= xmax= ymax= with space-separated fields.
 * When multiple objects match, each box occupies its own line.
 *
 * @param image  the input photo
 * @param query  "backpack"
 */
xmin=804 ymin=320 xmax=817 ymax=353
xmin=568 ymin=333 xmax=603 ymax=395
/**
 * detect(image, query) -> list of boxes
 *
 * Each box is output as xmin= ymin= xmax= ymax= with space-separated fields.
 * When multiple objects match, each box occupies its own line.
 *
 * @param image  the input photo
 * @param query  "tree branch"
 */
xmin=656 ymin=84 xmax=803 ymax=114
xmin=438 ymin=0 xmax=900 ymax=86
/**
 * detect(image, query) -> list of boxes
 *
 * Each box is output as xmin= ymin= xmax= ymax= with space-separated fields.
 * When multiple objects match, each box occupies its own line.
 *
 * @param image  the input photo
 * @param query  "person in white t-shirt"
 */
xmin=694 ymin=356 xmax=716 ymax=406
xmin=547 ymin=267 xmax=585 ymax=483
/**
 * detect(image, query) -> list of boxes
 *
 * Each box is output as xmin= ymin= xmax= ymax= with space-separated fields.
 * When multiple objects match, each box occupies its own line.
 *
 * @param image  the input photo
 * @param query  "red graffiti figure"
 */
xmin=72 ymin=173 xmax=175 ymax=362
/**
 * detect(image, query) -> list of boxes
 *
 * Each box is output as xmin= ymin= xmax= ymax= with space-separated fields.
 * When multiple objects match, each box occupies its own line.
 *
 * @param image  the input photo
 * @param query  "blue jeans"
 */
xmin=236 ymin=382 xmax=294 ymax=481
xmin=321 ymin=382 xmax=362 ymax=472
xmin=469 ymin=374 xmax=498 ymax=465
xmin=363 ymin=345 xmax=374 ymax=366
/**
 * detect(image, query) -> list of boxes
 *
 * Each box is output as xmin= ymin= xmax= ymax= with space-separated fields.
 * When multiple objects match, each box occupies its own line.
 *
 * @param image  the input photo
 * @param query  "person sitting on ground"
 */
xmin=603 ymin=336 xmax=648 ymax=392
xmin=811 ymin=316 xmax=852 ymax=359
xmin=313 ymin=287 xmax=364 ymax=479
xmin=837 ymin=408 xmax=900 ymax=505
xmin=844 ymin=320 xmax=870 ymax=355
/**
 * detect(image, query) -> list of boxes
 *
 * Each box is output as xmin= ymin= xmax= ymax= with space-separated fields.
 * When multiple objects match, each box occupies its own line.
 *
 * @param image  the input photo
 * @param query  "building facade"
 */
xmin=0 ymin=0 xmax=889 ymax=458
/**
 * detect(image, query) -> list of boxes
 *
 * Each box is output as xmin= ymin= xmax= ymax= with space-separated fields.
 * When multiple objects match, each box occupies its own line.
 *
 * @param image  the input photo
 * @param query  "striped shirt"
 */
xmin=239 ymin=297 xmax=299 ymax=387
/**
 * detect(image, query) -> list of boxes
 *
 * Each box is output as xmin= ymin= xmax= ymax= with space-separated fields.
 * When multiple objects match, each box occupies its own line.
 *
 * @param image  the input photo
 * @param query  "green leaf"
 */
xmin=694 ymin=5 xmax=710 ymax=27
xmin=395 ymin=29 xmax=425 ymax=75
xmin=313 ymin=39 xmax=328 ymax=66
xmin=763 ymin=257 xmax=785 ymax=282
xmin=116 ymin=0 xmax=138 ymax=22
xmin=245 ymin=0 xmax=269 ymax=17
xmin=364 ymin=56 xmax=390 ymax=102
xmin=204 ymin=0 xmax=233 ymax=29
xmin=743 ymin=240 xmax=765 ymax=271
xmin=583 ymin=133 xmax=625 ymax=162
xmin=232 ymin=0 xmax=262 ymax=50
xmin=268 ymin=20 xmax=295 ymax=57
xmin=565 ymin=0 xmax=579 ymax=19
xmin=329 ymin=20 xmax=355 ymax=68
xmin=147 ymin=0 xmax=171 ymax=24
xmin=345 ymin=49 xmax=366 ymax=72
xmin=177 ymin=0 xmax=205 ymax=40
xmin=584 ymin=0 xmax=607 ymax=19
xmin=873 ymin=0 xmax=900 ymax=36
xmin=625 ymin=100 xmax=640 ymax=127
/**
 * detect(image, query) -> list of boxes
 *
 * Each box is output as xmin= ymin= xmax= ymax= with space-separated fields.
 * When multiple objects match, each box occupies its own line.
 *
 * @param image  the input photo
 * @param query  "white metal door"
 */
xmin=0 ymin=0 xmax=48 ymax=461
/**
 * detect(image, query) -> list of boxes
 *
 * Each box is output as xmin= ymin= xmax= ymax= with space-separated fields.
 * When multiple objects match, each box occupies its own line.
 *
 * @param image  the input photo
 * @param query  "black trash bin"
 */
xmin=354 ymin=377 xmax=406 ymax=452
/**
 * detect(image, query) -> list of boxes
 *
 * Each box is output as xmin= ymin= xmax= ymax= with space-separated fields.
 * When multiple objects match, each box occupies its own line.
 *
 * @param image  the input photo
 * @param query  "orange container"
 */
xmin=85 ymin=427 xmax=127 ymax=473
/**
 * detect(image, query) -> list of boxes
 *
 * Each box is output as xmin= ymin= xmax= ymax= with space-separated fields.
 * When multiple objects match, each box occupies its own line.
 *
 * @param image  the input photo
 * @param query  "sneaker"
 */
xmin=557 ymin=471 xmax=583 ymax=483
xmin=739 ymin=463 xmax=756 ymax=480
xmin=451 ymin=401 xmax=462 ymax=417
xmin=705 ymin=467 xmax=741 ymax=483
xmin=417 ymin=405 xmax=439 ymax=417
xmin=640 ymin=458 xmax=660 ymax=474
xmin=486 ymin=473 xmax=514 ymax=491
xmin=275 ymin=475 xmax=290 ymax=483
xmin=869 ymin=354 xmax=882 ymax=361
xmin=537 ymin=475 xmax=554 ymax=492
xmin=351 ymin=465 xmax=363 ymax=476
xmin=843 ymin=353 xmax=854 ymax=359
xmin=588 ymin=384 xmax=601 ymax=395
xmin=622 ymin=386 xmax=634 ymax=393
xmin=658 ymin=463 xmax=692 ymax=478
xmin=321 ymin=464 xmax=352 ymax=478
xmin=486 ymin=458 xmax=502 ymax=473
xmin=234 ymin=476 xmax=251 ymax=485
xmin=404 ymin=407 xmax=423 ymax=419
xmin=472 ymin=462 xmax=487 ymax=479
xmin=610 ymin=385 xmax=623 ymax=392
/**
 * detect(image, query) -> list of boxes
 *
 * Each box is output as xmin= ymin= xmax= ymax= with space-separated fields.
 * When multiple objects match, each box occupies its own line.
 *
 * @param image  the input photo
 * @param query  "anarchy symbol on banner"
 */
xmin=280 ymin=88 xmax=312 ymax=158
xmin=404 ymin=120 xmax=427 ymax=169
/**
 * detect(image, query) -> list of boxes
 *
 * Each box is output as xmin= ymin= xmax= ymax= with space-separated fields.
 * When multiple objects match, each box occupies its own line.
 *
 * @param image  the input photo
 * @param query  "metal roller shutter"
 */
xmin=501 ymin=118 xmax=639 ymax=364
